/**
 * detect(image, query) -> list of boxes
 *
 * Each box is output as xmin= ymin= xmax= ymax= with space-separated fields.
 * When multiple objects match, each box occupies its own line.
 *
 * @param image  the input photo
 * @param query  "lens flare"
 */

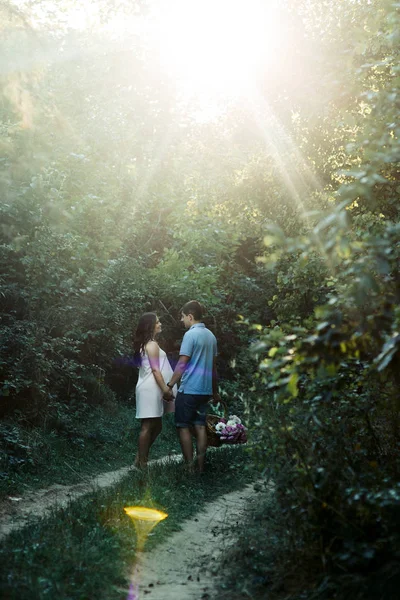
xmin=124 ymin=506 xmax=168 ymax=551
xmin=124 ymin=506 xmax=168 ymax=599
xmin=124 ymin=506 xmax=168 ymax=522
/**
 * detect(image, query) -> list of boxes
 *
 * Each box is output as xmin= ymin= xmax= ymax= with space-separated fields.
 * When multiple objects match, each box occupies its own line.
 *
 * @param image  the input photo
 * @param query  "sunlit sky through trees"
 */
xmin=8 ymin=0 xmax=301 ymax=121
xmin=3 ymin=0 xmax=393 ymax=236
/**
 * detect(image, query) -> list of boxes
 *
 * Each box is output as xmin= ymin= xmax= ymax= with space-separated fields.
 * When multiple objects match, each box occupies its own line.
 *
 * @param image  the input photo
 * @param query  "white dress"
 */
xmin=135 ymin=347 xmax=176 ymax=419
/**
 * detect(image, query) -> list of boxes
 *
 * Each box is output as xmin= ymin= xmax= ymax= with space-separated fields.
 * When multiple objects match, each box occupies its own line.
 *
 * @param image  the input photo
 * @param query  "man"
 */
xmin=164 ymin=300 xmax=220 ymax=472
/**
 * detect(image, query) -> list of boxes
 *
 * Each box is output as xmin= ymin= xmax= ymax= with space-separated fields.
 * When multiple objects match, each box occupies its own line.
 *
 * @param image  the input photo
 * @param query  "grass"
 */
xmin=0 ymin=404 xmax=180 ymax=499
xmin=0 ymin=445 xmax=255 ymax=600
xmin=214 ymin=489 xmax=340 ymax=600
xmin=214 ymin=479 xmax=288 ymax=600
xmin=214 ymin=482 xmax=400 ymax=600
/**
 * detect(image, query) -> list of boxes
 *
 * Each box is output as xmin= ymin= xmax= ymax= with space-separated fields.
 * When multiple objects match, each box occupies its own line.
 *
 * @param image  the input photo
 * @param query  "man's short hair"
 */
xmin=181 ymin=300 xmax=204 ymax=321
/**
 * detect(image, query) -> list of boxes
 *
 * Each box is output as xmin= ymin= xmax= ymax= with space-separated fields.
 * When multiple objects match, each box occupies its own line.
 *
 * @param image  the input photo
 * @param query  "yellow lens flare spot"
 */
xmin=124 ymin=506 xmax=168 ymax=522
xmin=124 ymin=506 xmax=168 ymax=551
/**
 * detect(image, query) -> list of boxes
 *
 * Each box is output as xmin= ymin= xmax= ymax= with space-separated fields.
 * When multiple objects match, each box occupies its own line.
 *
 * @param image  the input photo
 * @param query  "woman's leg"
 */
xmin=149 ymin=418 xmax=162 ymax=445
xmin=136 ymin=417 xmax=162 ymax=467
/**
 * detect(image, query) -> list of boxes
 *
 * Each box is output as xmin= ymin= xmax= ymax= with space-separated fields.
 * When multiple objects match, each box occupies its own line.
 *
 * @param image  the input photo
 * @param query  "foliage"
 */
xmin=245 ymin=1 xmax=400 ymax=596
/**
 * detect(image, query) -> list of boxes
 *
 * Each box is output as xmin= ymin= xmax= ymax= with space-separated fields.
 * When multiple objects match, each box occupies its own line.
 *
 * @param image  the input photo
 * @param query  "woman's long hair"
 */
xmin=133 ymin=312 xmax=157 ymax=366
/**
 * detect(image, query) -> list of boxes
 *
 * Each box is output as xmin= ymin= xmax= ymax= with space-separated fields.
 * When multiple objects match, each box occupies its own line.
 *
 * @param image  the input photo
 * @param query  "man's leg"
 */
xmin=178 ymin=427 xmax=194 ymax=469
xmin=194 ymin=424 xmax=207 ymax=472
xmin=175 ymin=392 xmax=194 ymax=469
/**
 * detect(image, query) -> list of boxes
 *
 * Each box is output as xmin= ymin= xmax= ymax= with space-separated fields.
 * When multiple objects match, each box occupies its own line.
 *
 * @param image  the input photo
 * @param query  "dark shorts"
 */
xmin=175 ymin=392 xmax=211 ymax=428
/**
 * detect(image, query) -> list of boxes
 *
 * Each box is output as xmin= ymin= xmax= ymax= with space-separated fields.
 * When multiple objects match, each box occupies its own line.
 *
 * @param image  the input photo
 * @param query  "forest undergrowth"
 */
xmin=0 ymin=406 xmax=180 ymax=499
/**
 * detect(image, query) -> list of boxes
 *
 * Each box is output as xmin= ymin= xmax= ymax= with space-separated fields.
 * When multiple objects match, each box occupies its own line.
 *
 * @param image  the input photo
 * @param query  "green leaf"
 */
xmin=287 ymin=373 xmax=299 ymax=398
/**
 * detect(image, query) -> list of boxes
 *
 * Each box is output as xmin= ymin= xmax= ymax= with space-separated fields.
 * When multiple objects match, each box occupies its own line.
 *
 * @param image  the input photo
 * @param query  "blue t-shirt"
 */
xmin=179 ymin=323 xmax=217 ymax=395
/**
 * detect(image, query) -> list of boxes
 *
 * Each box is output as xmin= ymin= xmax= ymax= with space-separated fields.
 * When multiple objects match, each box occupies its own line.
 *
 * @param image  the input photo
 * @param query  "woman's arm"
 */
xmin=146 ymin=341 xmax=170 ymax=395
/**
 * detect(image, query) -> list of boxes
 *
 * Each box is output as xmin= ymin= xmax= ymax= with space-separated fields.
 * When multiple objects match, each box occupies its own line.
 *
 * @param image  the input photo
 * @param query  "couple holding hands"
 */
xmin=133 ymin=300 xmax=221 ymax=472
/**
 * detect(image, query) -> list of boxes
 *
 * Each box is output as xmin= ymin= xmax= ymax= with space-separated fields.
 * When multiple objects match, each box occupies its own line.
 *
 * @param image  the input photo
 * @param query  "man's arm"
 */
xmin=167 ymin=354 xmax=190 ymax=389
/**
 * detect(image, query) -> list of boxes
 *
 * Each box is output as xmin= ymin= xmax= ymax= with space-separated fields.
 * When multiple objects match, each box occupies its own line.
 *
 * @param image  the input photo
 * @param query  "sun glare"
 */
xmin=152 ymin=0 xmax=282 ymax=99
xmin=13 ymin=0 xmax=287 ymax=120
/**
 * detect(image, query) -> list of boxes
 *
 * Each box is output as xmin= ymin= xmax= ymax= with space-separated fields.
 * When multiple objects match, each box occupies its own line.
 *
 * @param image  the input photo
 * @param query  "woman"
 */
xmin=133 ymin=312 xmax=176 ymax=467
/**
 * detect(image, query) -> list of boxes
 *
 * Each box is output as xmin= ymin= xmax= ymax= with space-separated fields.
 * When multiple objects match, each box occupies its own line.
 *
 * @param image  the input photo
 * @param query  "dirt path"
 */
xmin=0 ymin=455 xmax=182 ymax=540
xmin=132 ymin=481 xmax=272 ymax=600
xmin=1 ymin=451 xmax=271 ymax=599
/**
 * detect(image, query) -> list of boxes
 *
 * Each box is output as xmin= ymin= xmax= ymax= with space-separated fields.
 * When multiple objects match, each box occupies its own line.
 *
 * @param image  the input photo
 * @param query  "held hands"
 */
xmin=163 ymin=387 xmax=174 ymax=402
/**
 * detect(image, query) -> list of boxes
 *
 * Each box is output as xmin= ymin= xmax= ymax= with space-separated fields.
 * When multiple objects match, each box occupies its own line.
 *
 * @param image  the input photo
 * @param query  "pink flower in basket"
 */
xmin=214 ymin=415 xmax=247 ymax=444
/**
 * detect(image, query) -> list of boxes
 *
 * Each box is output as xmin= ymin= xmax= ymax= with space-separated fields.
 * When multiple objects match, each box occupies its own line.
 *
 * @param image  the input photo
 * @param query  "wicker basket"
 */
xmin=205 ymin=399 xmax=228 ymax=447
xmin=206 ymin=413 xmax=223 ymax=447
